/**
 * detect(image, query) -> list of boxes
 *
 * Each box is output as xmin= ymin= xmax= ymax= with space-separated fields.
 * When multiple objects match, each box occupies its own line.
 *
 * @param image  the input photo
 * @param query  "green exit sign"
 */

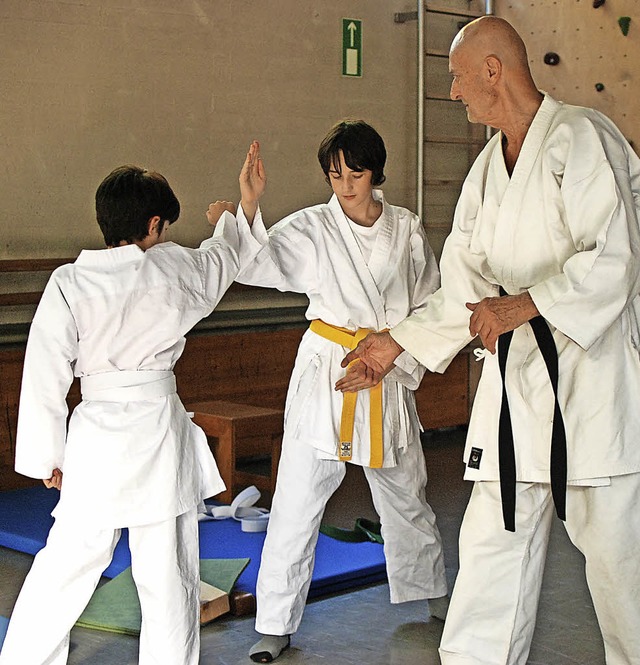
xmin=342 ymin=18 xmax=362 ymax=77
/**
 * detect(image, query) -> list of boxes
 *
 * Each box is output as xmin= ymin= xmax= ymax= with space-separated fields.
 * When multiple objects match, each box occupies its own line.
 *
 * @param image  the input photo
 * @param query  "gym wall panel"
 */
xmin=496 ymin=0 xmax=639 ymax=149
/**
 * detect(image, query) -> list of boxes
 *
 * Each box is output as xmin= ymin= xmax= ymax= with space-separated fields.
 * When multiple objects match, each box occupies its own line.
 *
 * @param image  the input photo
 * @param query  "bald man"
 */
xmin=337 ymin=16 xmax=640 ymax=665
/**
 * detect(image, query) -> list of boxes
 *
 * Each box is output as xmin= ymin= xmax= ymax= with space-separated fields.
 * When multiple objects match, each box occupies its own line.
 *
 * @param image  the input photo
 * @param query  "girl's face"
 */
xmin=327 ymin=150 xmax=374 ymax=217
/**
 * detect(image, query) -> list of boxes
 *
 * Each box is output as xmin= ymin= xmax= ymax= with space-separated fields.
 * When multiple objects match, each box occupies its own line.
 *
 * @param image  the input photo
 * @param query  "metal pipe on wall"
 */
xmin=416 ymin=0 xmax=425 ymax=221
xmin=416 ymin=0 xmax=494 ymax=222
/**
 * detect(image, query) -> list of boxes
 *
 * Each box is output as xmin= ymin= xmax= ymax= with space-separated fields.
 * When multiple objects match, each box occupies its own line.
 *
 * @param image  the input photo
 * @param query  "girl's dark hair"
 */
xmin=317 ymin=120 xmax=387 ymax=186
xmin=95 ymin=165 xmax=180 ymax=246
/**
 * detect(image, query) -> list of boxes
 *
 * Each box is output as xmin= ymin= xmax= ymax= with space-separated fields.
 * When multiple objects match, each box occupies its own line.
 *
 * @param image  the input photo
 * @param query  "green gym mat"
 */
xmin=76 ymin=558 xmax=249 ymax=635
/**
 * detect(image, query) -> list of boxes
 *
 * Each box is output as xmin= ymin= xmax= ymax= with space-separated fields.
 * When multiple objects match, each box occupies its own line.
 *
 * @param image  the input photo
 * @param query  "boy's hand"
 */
xmin=43 ymin=468 xmax=63 ymax=490
xmin=334 ymin=358 xmax=389 ymax=392
xmin=206 ymin=200 xmax=237 ymax=227
xmin=340 ymin=332 xmax=404 ymax=376
xmin=239 ymin=140 xmax=266 ymax=224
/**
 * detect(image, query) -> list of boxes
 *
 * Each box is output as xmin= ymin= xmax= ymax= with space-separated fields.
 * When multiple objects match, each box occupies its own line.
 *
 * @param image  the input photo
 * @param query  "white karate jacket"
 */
xmin=16 ymin=217 xmax=246 ymax=527
xmin=230 ymin=190 xmax=440 ymax=467
xmin=393 ymin=95 xmax=640 ymax=482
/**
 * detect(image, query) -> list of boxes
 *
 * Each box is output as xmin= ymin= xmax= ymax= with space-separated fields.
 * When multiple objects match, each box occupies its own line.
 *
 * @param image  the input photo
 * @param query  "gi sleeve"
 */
xmin=234 ymin=204 xmax=318 ymax=294
xmin=195 ymin=210 xmax=244 ymax=313
xmin=15 ymin=273 xmax=78 ymax=479
xmin=391 ymin=176 xmax=498 ymax=373
xmin=388 ymin=216 xmax=440 ymax=389
xmin=210 ymin=209 xmax=260 ymax=274
xmin=528 ymin=117 xmax=640 ymax=350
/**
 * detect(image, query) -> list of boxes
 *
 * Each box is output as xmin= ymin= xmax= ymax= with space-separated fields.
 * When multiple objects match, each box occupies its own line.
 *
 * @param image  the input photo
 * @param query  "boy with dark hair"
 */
xmin=95 ymin=165 xmax=181 ymax=246
xmin=0 ymin=165 xmax=248 ymax=665
xmin=223 ymin=121 xmax=449 ymax=662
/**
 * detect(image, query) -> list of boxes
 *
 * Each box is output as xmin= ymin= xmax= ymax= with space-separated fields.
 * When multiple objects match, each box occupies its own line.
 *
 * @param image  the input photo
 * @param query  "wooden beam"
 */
xmin=0 ymin=258 xmax=74 ymax=272
xmin=0 ymin=292 xmax=42 ymax=306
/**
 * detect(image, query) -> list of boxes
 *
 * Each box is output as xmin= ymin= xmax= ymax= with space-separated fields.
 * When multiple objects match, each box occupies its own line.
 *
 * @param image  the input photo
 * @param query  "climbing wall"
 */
xmin=496 ymin=0 xmax=639 ymax=149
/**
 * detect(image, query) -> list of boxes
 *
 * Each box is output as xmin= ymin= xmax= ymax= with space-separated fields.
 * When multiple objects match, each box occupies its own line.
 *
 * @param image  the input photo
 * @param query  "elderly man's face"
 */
xmin=449 ymin=47 xmax=494 ymax=125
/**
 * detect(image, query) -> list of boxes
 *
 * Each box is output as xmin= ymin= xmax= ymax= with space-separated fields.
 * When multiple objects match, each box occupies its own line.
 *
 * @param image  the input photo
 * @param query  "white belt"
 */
xmin=199 ymin=485 xmax=270 ymax=532
xmin=80 ymin=370 xmax=177 ymax=402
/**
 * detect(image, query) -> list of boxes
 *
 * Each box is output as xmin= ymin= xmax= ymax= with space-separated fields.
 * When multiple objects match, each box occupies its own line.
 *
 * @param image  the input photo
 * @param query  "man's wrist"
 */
xmin=519 ymin=291 xmax=540 ymax=321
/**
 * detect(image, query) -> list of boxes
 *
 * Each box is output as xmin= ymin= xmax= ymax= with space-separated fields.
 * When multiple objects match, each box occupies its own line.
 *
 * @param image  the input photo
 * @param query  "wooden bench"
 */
xmin=187 ymin=400 xmax=284 ymax=507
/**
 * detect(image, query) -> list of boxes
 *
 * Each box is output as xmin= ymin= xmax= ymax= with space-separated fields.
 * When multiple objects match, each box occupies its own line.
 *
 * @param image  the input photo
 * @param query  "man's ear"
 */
xmin=147 ymin=215 xmax=163 ymax=237
xmin=485 ymin=55 xmax=502 ymax=85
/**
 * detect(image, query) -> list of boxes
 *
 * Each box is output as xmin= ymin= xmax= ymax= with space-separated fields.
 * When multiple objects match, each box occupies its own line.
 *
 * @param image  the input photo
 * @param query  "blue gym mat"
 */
xmin=0 ymin=616 xmax=8 ymax=650
xmin=0 ymin=486 xmax=386 ymax=598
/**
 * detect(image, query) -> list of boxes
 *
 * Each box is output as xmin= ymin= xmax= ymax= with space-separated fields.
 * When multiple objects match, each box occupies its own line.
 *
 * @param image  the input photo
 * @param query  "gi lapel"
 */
xmin=492 ymin=95 xmax=563 ymax=289
xmin=328 ymin=194 xmax=387 ymax=329
xmin=365 ymin=190 xmax=396 ymax=289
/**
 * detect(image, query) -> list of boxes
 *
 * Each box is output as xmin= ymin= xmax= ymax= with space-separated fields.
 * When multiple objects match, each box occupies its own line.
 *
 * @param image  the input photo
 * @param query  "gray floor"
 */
xmin=0 ymin=428 xmax=605 ymax=664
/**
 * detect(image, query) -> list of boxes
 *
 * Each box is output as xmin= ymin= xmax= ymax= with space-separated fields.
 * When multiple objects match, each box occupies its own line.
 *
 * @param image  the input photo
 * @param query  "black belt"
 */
xmin=497 ymin=287 xmax=567 ymax=532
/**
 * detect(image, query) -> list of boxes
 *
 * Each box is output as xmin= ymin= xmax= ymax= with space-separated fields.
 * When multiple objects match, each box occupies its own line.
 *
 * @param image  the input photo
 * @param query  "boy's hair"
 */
xmin=95 ymin=165 xmax=180 ymax=247
xmin=317 ymin=120 xmax=387 ymax=187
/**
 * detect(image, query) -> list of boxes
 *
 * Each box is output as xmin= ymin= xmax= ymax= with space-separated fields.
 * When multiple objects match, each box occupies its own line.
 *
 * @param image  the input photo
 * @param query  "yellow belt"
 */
xmin=309 ymin=319 xmax=384 ymax=468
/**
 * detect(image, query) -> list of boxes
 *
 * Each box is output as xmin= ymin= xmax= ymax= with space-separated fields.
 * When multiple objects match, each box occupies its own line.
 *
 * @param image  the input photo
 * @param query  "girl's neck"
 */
xmin=346 ymin=196 xmax=382 ymax=227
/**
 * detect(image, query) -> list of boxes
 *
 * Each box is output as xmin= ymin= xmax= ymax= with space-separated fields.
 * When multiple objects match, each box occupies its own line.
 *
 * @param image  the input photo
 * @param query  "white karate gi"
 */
xmin=229 ymin=190 xmax=447 ymax=636
xmin=0 ymin=216 xmax=246 ymax=665
xmin=392 ymin=95 xmax=640 ymax=664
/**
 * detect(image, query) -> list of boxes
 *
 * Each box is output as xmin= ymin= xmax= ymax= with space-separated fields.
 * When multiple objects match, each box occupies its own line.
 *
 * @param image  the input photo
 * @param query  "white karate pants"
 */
xmin=0 ymin=507 xmax=200 ymax=665
xmin=255 ymin=436 xmax=447 ymax=636
xmin=439 ymin=475 xmax=640 ymax=665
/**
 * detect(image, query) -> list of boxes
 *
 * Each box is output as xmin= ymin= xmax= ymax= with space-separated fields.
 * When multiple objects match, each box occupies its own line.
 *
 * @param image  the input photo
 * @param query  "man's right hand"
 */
xmin=335 ymin=331 xmax=404 ymax=392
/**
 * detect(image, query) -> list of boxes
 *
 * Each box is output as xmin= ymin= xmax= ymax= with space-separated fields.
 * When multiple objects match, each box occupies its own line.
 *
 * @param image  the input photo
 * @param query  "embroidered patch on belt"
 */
xmin=468 ymin=447 xmax=483 ymax=469
xmin=340 ymin=441 xmax=352 ymax=458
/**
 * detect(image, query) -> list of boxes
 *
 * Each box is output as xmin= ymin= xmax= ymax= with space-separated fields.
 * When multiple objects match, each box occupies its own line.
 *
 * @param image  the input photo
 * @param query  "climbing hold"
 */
xmin=543 ymin=52 xmax=560 ymax=66
xmin=592 ymin=0 xmax=605 ymax=8
xmin=618 ymin=16 xmax=631 ymax=36
xmin=595 ymin=82 xmax=605 ymax=92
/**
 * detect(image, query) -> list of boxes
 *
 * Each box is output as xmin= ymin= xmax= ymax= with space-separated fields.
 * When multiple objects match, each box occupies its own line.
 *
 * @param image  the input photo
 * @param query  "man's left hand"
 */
xmin=466 ymin=291 xmax=539 ymax=354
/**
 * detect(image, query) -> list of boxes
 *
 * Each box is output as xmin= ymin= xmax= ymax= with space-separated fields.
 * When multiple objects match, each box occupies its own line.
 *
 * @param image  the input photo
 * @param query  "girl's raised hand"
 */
xmin=239 ymin=140 xmax=266 ymax=223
